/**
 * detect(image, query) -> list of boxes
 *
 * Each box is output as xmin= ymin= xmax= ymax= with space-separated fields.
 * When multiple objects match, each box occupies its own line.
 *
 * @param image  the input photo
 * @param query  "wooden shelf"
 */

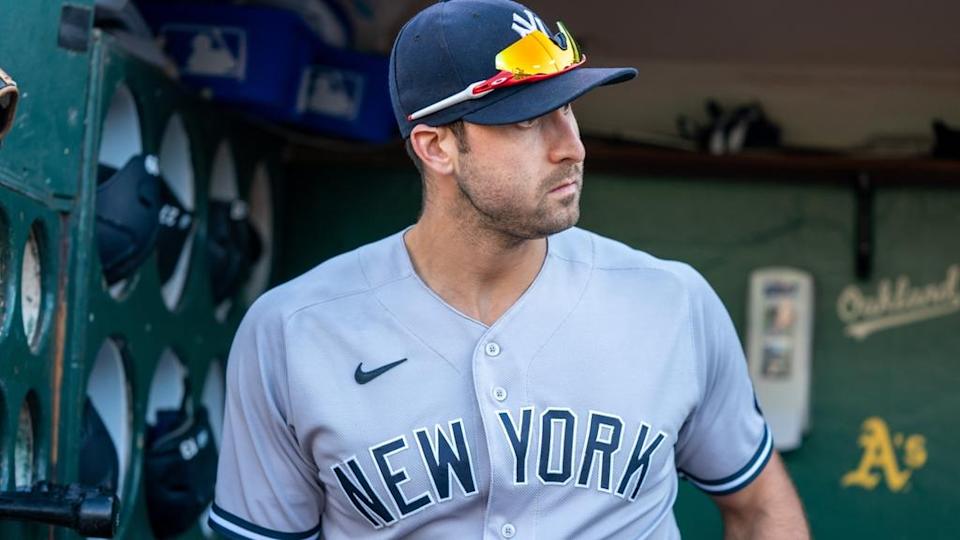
xmin=285 ymin=136 xmax=960 ymax=185
xmin=583 ymin=139 xmax=960 ymax=184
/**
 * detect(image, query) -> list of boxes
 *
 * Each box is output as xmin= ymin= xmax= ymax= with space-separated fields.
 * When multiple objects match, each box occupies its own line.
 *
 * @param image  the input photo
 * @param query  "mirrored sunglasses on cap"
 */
xmin=407 ymin=21 xmax=585 ymax=122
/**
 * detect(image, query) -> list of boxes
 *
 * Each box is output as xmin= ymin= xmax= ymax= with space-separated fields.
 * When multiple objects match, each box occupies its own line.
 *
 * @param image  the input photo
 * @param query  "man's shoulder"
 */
xmin=244 ymin=230 xmax=407 ymax=324
xmin=554 ymin=227 xmax=708 ymax=290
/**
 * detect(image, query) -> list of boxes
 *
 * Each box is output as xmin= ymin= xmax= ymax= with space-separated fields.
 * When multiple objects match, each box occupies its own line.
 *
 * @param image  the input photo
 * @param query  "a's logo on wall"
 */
xmin=836 ymin=265 xmax=960 ymax=340
xmin=841 ymin=417 xmax=927 ymax=492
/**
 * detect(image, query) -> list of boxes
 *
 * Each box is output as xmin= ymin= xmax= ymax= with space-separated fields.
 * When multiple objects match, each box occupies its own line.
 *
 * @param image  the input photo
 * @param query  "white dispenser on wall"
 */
xmin=746 ymin=267 xmax=814 ymax=451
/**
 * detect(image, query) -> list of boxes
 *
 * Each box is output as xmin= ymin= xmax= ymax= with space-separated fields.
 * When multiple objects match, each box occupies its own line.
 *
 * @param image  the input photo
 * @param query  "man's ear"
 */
xmin=410 ymin=124 xmax=459 ymax=177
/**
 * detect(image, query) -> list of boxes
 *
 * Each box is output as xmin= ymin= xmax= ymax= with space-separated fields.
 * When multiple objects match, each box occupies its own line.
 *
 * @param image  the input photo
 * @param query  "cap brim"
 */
xmin=462 ymin=66 xmax=637 ymax=126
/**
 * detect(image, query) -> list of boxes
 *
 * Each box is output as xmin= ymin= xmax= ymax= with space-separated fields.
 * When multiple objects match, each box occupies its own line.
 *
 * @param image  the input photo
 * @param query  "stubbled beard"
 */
xmin=455 ymin=162 xmax=583 ymax=241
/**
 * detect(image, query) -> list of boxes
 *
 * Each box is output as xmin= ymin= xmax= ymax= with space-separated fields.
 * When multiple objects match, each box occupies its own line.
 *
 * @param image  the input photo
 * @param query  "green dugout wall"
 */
xmin=280 ymin=151 xmax=960 ymax=539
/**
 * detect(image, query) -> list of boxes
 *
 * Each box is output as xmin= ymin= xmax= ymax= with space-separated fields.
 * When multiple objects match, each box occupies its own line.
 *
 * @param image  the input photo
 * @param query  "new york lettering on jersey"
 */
xmin=330 ymin=408 xmax=669 ymax=528
xmin=210 ymin=228 xmax=771 ymax=540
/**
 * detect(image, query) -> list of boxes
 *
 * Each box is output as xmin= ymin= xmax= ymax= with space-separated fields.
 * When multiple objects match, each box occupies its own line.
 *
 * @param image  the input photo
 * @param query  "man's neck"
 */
xmin=404 ymin=215 xmax=547 ymax=327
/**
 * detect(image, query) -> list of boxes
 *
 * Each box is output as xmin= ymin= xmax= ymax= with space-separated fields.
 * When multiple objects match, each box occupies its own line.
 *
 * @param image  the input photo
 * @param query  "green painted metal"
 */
xmin=0 ymin=191 xmax=68 ymax=539
xmin=58 ymin=31 xmax=284 ymax=540
xmin=0 ymin=13 xmax=92 ymax=538
xmin=0 ymin=0 xmax=95 ymax=205
xmin=2 ymin=20 xmax=284 ymax=538
xmin=278 ymin=165 xmax=960 ymax=539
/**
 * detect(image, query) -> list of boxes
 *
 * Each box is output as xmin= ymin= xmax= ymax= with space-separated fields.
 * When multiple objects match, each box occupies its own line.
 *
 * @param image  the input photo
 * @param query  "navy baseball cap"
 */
xmin=389 ymin=0 xmax=637 ymax=138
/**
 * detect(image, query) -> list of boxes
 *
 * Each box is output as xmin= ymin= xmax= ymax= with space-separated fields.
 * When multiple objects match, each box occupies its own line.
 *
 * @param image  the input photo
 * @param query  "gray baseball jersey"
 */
xmin=209 ymin=227 xmax=771 ymax=540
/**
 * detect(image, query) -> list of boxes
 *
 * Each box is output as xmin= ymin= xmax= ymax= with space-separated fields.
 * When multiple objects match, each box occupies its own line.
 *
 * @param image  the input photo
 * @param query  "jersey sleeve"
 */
xmin=674 ymin=266 xmax=773 ymax=496
xmin=209 ymin=297 xmax=325 ymax=540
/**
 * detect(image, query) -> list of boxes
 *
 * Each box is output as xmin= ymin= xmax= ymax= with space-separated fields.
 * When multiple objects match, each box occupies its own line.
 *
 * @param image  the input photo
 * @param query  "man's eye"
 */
xmin=560 ymin=103 xmax=573 ymax=115
xmin=516 ymin=117 xmax=539 ymax=129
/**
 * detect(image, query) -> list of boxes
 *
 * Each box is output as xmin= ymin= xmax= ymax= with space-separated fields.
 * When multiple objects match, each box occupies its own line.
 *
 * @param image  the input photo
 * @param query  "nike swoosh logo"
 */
xmin=355 ymin=358 xmax=408 ymax=385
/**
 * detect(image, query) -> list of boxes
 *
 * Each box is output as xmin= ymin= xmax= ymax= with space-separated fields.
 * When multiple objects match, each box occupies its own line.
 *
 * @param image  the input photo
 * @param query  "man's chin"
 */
xmin=535 ymin=209 xmax=580 ymax=238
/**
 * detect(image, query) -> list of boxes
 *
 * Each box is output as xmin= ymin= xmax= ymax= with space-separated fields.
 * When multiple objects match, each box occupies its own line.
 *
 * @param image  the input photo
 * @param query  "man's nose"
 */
xmin=547 ymin=108 xmax=586 ymax=164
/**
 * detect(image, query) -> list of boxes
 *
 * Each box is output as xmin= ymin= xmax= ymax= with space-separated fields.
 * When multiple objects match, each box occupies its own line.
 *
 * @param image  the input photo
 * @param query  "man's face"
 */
xmin=451 ymin=104 xmax=586 ymax=240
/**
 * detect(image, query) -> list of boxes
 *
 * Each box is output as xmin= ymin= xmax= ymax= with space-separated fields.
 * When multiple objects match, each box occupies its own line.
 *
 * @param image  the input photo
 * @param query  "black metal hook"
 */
xmin=854 ymin=172 xmax=874 ymax=281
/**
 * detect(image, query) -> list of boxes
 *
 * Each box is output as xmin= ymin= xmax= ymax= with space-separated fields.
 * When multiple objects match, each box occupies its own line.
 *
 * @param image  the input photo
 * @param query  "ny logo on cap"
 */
xmin=511 ymin=9 xmax=548 ymax=38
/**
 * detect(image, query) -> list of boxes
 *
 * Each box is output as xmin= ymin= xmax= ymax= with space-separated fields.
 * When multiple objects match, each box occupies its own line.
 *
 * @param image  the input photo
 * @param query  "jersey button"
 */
xmin=492 ymin=387 xmax=508 ymax=402
xmin=485 ymin=342 xmax=501 ymax=357
xmin=501 ymin=523 xmax=516 ymax=538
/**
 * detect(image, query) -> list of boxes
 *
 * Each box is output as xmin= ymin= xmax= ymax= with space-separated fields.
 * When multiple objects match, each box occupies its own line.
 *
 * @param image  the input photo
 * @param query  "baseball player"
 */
xmin=209 ymin=1 xmax=809 ymax=538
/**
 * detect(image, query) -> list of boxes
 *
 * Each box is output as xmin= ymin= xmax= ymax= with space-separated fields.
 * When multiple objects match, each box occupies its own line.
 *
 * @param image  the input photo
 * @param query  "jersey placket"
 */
xmin=470 ymin=247 xmax=594 ymax=540
xmin=473 ymin=327 xmax=536 ymax=539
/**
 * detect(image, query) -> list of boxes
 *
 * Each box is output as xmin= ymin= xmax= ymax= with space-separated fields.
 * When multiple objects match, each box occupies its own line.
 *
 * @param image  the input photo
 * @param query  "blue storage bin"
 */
xmin=294 ymin=45 xmax=397 ymax=142
xmin=140 ymin=3 xmax=397 ymax=142
xmin=139 ymin=3 xmax=314 ymax=120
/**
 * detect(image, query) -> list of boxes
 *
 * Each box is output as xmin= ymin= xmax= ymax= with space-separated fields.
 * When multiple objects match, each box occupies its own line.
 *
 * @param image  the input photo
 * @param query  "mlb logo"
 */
xmin=158 ymin=25 xmax=248 ymax=80
xmin=297 ymin=66 xmax=366 ymax=121
xmin=140 ymin=3 xmax=318 ymax=120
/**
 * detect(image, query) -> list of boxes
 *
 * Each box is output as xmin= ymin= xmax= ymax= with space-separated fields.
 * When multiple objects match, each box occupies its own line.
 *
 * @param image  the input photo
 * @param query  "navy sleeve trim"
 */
xmin=209 ymin=502 xmax=321 ymax=540
xmin=679 ymin=423 xmax=774 ymax=495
